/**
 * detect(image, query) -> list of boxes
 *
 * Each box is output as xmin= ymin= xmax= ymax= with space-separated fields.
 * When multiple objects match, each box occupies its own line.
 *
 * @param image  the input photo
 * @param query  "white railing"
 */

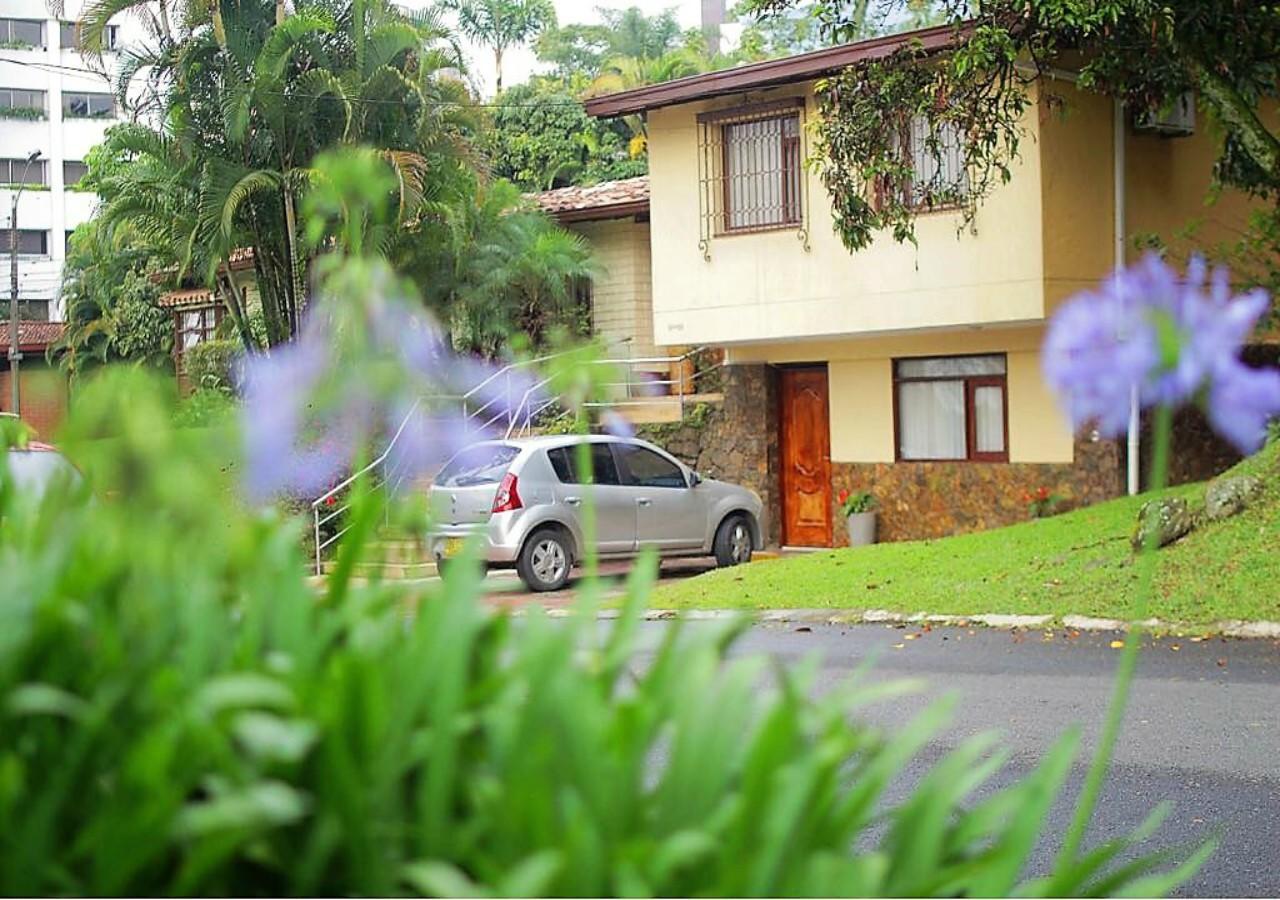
xmin=310 ymin=347 xmax=722 ymax=574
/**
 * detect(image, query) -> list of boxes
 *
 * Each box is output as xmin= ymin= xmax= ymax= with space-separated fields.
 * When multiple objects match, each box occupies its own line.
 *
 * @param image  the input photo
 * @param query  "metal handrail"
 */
xmin=311 ymin=396 xmax=422 ymax=574
xmin=310 ymin=346 xmax=722 ymax=573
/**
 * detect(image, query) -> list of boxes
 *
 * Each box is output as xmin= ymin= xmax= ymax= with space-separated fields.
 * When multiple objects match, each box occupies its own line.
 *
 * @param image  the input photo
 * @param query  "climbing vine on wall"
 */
xmin=810 ymin=19 xmax=1035 ymax=251
xmin=747 ymin=0 xmax=1280 ymax=290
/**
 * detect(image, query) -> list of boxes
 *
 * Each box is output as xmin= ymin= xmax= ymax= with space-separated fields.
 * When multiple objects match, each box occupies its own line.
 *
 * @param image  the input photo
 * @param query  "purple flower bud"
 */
xmin=1044 ymin=253 xmax=1279 ymax=453
xmin=601 ymin=409 xmax=635 ymax=438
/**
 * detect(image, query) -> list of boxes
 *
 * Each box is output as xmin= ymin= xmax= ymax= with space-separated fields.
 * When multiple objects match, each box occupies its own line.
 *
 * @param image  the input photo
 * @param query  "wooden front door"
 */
xmin=779 ymin=366 xmax=832 ymax=547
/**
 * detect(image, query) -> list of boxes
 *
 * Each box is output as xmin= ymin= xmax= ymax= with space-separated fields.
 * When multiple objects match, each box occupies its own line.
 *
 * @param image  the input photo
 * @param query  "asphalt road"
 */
xmin=624 ymin=620 xmax=1280 ymax=897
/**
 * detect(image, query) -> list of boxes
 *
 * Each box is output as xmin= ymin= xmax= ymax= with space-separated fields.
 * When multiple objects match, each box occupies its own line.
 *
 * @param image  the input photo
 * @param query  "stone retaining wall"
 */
xmin=637 ymin=364 xmax=781 ymax=545
xmin=640 ymin=364 xmax=1126 ymax=547
xmin=830 ymin=435 xmax=1124 ymax=544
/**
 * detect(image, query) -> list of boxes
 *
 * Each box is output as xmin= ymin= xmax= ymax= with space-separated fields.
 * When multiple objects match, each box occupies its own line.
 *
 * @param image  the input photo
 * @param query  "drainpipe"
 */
xmin=1115 ymin=98 xmax=1140 ymax=495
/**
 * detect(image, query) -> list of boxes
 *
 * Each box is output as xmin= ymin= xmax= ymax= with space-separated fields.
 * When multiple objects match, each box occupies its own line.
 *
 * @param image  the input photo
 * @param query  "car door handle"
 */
xmin=564 ymin=496 xmax=582 ymax=506
xmin=636 ymin=498 xmax=653 ymax=507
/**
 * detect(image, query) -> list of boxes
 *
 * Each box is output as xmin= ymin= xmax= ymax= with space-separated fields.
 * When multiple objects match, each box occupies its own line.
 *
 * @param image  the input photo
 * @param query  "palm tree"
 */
xmin=587 ymin=49 xmax=711 ymax=148
xmin=400 ymin=177 xmax=597 ymax=357
xmin=92 ymin=0 xmax=478 ymax=349
xmin=442 ymin=0 xmax=554 ymax=93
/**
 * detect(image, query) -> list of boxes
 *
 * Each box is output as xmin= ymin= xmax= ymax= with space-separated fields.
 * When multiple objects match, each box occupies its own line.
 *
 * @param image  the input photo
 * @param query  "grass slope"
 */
xmin=656 ymin=441 xmax=1280 ymax=625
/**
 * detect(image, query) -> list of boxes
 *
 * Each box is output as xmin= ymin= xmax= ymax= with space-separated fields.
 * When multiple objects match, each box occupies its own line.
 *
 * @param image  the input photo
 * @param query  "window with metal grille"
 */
xmin=696 ymin=98 xmax=808 ymax=256
xmin=880 ymin=115 xmax=969 ymax=211
xmin=0 ymin=18 xmax=44 ymax=49
xmin=0 ymin=87 xmax=47 ymax=114
xmin=63 ymin=91 xmax=115 ymax=118
xmin=9 ymin=230 xmax=50 ymax=255
xmin=893 ymin=354 xmax=1007 ymax=462
xmin=0 ymin=157 xmax=46 ymax=185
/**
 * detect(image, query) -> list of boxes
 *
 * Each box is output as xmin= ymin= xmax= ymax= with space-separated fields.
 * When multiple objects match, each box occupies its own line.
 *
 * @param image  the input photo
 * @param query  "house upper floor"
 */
xmin=584 ymin=25 xmax=1264 ymax=348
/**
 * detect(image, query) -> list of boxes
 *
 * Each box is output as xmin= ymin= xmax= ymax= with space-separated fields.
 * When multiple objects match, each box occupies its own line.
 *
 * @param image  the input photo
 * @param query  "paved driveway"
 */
xmin=480 ymin=556 xmax=718 ymax=608
xmin=628 ymin=620 xmax=1280 ymax=898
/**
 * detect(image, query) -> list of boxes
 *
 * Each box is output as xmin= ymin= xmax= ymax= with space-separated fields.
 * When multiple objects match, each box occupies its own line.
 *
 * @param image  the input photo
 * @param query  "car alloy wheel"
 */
xmin=730 ymin=520 xmax=751 ymax=563
xmin=531 ymin=537 xmax=567 ymax=587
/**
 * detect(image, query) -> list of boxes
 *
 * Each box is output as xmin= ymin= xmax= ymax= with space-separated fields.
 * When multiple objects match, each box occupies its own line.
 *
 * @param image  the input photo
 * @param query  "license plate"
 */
xmin=442 ymin=537 xmax=465 ymax=558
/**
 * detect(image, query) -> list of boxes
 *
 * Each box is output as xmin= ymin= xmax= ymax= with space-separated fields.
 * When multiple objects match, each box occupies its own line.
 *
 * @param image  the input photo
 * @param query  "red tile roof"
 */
xmin=584 ymin=23 xmax=963 ymax=118
xmin=158 ymin=288 xmax=218 ymax=308
xmin=535 ymin=177 xmax=649 ymax=223
xmin=0 ymin=321 xmax=66 ymax=352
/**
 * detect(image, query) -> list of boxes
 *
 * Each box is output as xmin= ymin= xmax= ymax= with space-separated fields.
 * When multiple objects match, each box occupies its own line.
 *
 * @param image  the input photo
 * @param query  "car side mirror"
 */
xmin=689 ymin=471 xmax=703 ymax=487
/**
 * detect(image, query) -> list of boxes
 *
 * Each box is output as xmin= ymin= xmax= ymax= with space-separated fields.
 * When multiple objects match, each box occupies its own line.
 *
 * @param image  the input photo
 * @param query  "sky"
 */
xmin=408 ymin=0 xmax=732 ymax=98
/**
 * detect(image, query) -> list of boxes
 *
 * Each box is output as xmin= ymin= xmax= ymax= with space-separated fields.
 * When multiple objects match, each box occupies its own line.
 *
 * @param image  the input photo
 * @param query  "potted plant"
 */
xmin=837 ymin=489 xmax=878 ymax=547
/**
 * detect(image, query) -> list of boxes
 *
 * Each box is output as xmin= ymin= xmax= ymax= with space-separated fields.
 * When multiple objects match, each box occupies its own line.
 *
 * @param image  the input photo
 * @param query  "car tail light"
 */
xmin=491 ymin=472 xmax=522 ymax=513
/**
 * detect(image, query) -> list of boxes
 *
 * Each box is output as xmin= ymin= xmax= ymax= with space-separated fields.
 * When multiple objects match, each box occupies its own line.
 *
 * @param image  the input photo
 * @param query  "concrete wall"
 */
xmin=0 ymin=0 xmax=138 ymax=319
xmin=645 ymin=83 xmax=1048 ymax=347
xmin=1037 ymin=80 xmax=1267 ymax=311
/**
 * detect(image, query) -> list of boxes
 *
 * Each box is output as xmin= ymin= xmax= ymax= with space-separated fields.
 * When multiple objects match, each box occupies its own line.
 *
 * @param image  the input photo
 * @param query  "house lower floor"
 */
xmin=646 ymin=325 xmax=1128 ymax=546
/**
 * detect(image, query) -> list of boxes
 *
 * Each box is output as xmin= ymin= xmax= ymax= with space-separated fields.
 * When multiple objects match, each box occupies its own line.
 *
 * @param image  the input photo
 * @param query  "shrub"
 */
xmin=184 ymin=339 xmax=241 ymax=393
xmin=0 ymin=106 xmax=45 ymax=120
xmin=0 ymin=367 xmax=1207 ymax=897
xmin=173 ymin=387 xmax=237 ymax=428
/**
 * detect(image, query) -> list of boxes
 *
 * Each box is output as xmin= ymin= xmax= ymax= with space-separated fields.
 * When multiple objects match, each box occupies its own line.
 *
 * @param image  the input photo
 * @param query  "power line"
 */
xmin=0 ymin=54 xmax=608 ymax=109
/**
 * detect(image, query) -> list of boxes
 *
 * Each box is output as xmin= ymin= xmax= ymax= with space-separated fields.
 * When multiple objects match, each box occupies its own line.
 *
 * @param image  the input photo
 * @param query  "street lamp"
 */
xmin=8 ymin=148 xmax=42 ymax=417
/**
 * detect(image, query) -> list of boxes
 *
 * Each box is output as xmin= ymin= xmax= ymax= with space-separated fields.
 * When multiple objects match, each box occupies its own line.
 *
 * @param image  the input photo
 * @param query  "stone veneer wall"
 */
xmin=639 ymin=364 xmax=1126 ymax=548
xmin=636 ymin=364 xmax=781 ymax=545
xmin=830 ymin=435 xmax=1124 ymax=545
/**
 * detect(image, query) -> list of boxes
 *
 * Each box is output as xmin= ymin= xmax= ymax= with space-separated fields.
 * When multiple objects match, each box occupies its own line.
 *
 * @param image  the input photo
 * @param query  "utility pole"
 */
xmin=8 ymin=150 xmax=42 ymax=417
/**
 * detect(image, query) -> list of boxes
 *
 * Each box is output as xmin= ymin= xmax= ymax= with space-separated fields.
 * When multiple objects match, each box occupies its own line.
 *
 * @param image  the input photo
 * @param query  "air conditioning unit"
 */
xmin=1134 ymin=93 xmax=1195 ymax=137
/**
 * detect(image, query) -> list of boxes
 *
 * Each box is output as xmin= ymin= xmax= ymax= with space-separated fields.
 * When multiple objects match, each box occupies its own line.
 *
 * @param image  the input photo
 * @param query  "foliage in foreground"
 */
xmin=0 ymin=371 xmax=1207 ymax=896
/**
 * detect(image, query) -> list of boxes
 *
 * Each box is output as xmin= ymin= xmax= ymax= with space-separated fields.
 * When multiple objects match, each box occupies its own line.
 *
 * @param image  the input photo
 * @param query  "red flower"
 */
xmin=1036 ymin=486 xmax=1050 ymax=500
xmin=837 ymin=489 xmax=850 ymax=504
xmin=325 ymin=495 xmax=337 ymax=506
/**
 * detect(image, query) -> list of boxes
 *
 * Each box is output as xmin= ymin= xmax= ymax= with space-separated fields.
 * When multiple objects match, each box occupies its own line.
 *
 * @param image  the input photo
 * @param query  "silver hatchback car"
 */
xmin=426 ymin=435 xmax=764 ymax=591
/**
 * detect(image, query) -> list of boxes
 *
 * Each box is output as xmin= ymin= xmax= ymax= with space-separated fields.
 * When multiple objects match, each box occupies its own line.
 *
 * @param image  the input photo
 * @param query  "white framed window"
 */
xmin=63 ymin=91 xmax=115 ymax=118
xmin=0 ymin=18 xmax=44 ymax=49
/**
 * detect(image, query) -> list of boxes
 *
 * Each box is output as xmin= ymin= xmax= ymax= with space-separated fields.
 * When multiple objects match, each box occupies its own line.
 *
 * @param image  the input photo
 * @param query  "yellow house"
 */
xmin=534 ymin=177 xmax=656 ymax=361
xmin=583 ymin=24 xmax=1263 ymax=548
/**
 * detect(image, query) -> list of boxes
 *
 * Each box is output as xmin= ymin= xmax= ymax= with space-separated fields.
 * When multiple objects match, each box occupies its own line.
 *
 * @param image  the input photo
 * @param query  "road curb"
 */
xmin=592 ymin=607 xmax=1280 ymax=638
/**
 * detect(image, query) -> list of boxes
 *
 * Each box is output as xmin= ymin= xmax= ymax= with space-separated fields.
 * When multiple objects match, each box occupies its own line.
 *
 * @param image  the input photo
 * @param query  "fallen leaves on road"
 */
xmin=892 ymin=643 xmax=906 ymax=650
xmin=1170 ymin=643 xmax=1181 ymax=651
xmin=795 ymin=626 xmax=812 ymax=633
xmin=1109 ymin=640 xmax=1125 ymax=649
xmin=904 ymin=633 xmax=920 ymax=641
xmin=1217 ymin=658 xmax=1228 ymax=667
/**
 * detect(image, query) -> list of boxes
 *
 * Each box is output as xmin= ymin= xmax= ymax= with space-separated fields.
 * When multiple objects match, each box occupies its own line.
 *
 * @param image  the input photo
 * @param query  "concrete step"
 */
xmin=321 ymin=559 xmax=438 ymax=580
xmin=368 ymin=538 xmax=433 ymax=564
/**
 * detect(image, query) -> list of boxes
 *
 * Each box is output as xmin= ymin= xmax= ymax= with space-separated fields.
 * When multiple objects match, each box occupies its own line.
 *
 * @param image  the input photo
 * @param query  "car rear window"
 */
xmin=435 ymin=444 xmax=520 ymax=487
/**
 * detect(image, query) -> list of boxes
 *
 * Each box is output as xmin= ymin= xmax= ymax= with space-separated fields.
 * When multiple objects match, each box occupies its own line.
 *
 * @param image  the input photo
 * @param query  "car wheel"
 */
xmin=713 ymin=514 xmax=753 ymax=568
xmin=517 ymin=528 xmax=572 ymax=592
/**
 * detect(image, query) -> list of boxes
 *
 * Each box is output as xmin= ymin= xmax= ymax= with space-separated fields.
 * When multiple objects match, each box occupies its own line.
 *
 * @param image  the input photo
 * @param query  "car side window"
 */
xmin=546 ymin=444 xmax=621 ymax=486
xmin=616 ymin=444 xmax=686 ymax=489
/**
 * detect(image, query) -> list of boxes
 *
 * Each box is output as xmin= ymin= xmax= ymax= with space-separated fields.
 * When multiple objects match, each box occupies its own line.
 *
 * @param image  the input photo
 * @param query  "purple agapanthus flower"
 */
xmin=236 ymin=259 xmax=535 ymax=502
xmin=1044 ymin=253 xmax=1280 ymax=453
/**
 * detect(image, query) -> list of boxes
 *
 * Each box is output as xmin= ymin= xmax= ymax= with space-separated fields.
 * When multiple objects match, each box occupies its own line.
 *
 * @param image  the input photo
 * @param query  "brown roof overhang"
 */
xmin=553 ymin=199 xmax=650 ymax=223
xmin=583 ymin=23 xmax=963 ymax=118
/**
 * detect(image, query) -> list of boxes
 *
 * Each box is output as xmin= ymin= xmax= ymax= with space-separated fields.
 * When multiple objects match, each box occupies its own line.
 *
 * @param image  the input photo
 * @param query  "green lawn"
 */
xmin=655 ymin=441 xmax=1280 ymax=625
